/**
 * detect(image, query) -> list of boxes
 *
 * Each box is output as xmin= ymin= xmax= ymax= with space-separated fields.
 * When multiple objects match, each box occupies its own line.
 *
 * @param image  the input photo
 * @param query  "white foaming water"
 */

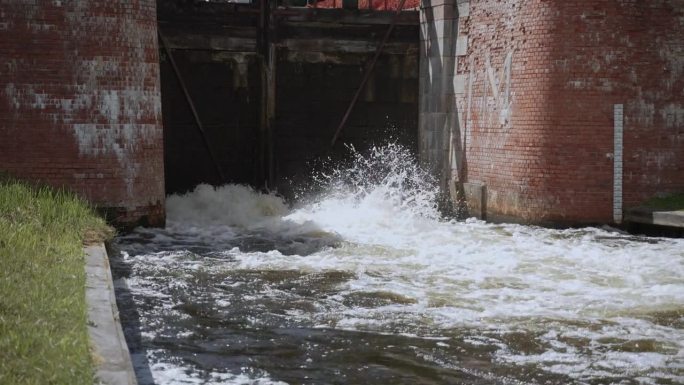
xmin=119 ymin=144 xmax=684 ymax=384
xmin=167 ymin=184 xmax=289 ymax=228
xmin=139 ymin=350 xmax=287 ymax=385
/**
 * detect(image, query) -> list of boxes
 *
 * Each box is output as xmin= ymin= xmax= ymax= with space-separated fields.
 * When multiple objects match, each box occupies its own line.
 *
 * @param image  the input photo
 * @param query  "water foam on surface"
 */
xmin=115 ymin=144 xmax=684 ymax=384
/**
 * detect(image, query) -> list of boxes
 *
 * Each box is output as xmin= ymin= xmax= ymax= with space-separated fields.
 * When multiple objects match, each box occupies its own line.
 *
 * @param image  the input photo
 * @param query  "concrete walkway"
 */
xmin=625 ymin=207 xmax=684 ymax=229
xmin=85 ymin=244 xmax=138 ymax=385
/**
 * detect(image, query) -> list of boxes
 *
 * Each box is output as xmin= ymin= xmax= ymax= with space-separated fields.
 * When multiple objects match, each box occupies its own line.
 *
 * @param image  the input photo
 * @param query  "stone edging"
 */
xmin=85 ymin=244 xmax=138 ymax=385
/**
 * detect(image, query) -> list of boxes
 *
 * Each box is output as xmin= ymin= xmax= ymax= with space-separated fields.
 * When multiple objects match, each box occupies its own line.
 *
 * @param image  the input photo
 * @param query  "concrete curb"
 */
xmin=85 ymin=244 xmax=138 ymax=385
xmin=626 ymin=207 xmax=684 ymax=229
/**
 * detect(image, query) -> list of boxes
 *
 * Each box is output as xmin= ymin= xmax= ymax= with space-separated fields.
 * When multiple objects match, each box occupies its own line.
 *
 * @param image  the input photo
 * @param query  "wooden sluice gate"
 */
xmin=157 ymin=0 xmax=420 ymax=197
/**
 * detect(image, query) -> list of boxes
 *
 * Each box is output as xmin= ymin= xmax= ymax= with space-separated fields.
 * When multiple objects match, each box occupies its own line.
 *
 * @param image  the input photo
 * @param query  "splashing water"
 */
xmin=113 ymin=144 xmax=684 ymax=385
xmin=305 ymin=143 xmax=440 ymax=219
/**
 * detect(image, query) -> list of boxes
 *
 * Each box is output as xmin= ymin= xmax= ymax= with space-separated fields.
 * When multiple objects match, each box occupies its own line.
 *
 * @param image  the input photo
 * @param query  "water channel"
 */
xmin=112 ymin=144 xmax=684 ymax=384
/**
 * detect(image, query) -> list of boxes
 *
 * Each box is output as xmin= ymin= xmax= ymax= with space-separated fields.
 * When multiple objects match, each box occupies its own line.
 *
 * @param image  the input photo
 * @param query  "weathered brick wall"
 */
xmin=0 ymin=1 xmax=165 ymax=227
xmin=453 ymin=0 xmax=684 ymax=224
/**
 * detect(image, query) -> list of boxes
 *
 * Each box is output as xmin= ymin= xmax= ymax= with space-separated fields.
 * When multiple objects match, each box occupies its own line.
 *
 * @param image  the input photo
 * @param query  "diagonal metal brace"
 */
xmin=330 ymin=0 xmax=408 ymax=146
xmin=158 ymin=30 xmax=227 ymax=182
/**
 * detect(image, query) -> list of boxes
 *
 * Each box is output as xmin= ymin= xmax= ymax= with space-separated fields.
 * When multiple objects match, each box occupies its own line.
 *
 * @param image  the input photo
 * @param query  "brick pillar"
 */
xmin=448 ymin=0 xmax=683 ymax=225
xmin=0 ymin=1 xmax=165 ymax=228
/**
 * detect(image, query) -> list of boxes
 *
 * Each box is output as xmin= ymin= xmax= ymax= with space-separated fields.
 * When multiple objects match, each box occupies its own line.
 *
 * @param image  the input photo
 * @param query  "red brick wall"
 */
xmin=0 ymin=1 xmax=165 ymax=227
xmin=456 ymin=0 xmax=684 ymax=224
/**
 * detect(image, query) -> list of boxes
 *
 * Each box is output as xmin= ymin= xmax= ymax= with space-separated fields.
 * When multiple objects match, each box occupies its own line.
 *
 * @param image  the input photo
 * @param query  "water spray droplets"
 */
xmin=309 ymin=143 xmax=439 ymax=220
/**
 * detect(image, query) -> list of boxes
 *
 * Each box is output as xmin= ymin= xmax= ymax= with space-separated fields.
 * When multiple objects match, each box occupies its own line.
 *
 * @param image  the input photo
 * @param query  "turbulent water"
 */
xmin=112 ymin=144 xmax=684 ymax=385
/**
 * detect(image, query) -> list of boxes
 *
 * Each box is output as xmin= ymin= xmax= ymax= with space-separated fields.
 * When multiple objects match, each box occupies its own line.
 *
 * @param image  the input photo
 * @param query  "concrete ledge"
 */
xmin=85 ymin=244 xmax=138 ymax=385
xmin=625 ymin=207 xmax=684 ymax=229
xmin=463 ymin=181 xmax=486 ymax=220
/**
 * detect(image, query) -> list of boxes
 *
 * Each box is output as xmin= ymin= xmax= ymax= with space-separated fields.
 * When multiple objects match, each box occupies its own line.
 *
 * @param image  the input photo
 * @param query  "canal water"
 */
xmin=112 ymin=144 xmax=684 ymax=385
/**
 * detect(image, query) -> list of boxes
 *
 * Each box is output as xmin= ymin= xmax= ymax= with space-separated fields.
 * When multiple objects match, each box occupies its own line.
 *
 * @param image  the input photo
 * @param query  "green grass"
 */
xmin=643 ymin=193 xmax=684 ymax=211
xmin=0 ymin=179 xmax=113 ymax=385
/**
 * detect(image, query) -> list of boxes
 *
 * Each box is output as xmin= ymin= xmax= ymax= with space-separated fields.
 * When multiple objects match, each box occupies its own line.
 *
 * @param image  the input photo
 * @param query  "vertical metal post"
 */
xmin=259 ymin=0 xmax=277 ymax=189
xmin=614 ymin=104 xmax=624 ymax=223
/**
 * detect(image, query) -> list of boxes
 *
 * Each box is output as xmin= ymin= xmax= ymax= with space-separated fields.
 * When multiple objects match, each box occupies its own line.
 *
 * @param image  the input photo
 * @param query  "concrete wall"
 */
xmin=424 ymin=0 xmax=684 ymax=224
xmin=419 ymin=0 xmax=459 ymax=207
xmin=0 ymin=1 xmax=165 ymax=227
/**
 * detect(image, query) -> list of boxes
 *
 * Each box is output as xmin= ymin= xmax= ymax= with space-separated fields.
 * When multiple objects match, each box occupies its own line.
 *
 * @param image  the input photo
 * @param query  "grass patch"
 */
xmin=0 ymin=179 xmax=113 ymax=385
xmin=643 ymin=193 xmax=684 ymax=211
